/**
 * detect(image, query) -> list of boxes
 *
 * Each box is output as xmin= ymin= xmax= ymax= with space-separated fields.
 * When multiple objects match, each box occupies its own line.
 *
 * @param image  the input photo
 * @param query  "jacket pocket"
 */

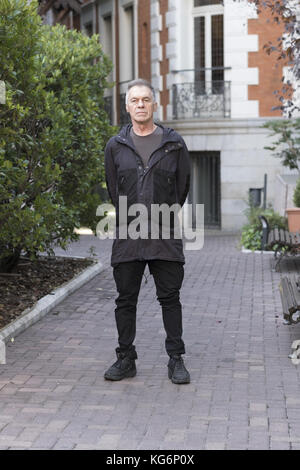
xmin=117 ymin=169 xmax=138 ymax=228
xmin=164 ymin=142 xmax=183 ymax=153
xmin=153 ymin=168 xmax=177 ymax=205
xmin=117 ymin=168 xmax=138 ymax=206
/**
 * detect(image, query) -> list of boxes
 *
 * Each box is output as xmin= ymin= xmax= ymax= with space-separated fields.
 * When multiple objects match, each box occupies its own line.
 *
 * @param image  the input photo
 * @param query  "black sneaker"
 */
xmin=104 ymin=349 xmax=137 ymax=381
xmin=168 ymin=355 xmax=190 ymax=384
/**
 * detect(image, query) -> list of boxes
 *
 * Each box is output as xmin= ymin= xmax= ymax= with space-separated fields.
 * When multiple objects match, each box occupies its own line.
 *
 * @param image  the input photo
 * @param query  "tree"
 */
xmin=0 ymin=0 xmax=114 ymax=272
xmin=264 ymin=118 xmax=300 ymax=171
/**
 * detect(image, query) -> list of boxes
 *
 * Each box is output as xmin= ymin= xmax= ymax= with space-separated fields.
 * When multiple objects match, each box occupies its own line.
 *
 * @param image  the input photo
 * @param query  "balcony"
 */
xmin=172 ymin=80 xmax=231 ymax=120
xmin=104 ymin=74 xmax=231 ymax=125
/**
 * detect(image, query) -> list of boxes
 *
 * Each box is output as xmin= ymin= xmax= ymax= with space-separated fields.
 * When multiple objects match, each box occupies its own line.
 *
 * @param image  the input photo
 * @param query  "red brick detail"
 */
xmin=138 ymin=0 xmax=151 ymax=81
xmin=248 ymin=7 xmax=286 ymax=117
xmin=159 ymin=0 xmax=169 ymax=120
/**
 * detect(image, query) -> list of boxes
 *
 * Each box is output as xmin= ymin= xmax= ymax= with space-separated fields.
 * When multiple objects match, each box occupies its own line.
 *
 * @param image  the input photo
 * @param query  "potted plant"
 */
xmin=286 ymin=178 xmax=300 ymax=232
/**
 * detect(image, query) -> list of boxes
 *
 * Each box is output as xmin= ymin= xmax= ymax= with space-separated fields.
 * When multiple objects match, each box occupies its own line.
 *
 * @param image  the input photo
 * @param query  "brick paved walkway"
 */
xmin=1 ymin=233 xmax=300 ymax=450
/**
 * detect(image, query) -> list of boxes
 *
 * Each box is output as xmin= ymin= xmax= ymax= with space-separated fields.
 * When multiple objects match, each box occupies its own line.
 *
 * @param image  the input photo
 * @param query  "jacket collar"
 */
xmin=116 ymin=122 xmax=180 ymax=147
xmin=115 ymin=123 xmax=183 ymax=174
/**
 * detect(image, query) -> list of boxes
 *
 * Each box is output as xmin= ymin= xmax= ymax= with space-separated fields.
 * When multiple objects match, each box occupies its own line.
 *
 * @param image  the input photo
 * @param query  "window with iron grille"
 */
xmin=211 ymin=14 xmax=224 ymax=91
xmin=194 ymin=0 xmax=223 ymax=6
xmin=193 ymin=7 xmax=224 ymax=94
xmin=194 ymin=16 xmax=205 ymax=93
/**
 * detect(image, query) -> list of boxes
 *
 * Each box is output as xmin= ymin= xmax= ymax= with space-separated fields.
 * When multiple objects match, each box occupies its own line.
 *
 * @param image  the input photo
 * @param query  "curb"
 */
xmin=241 ymin=247 xmax=275 ymax=255
xmin=0 ymin=259 xmax=106 ymax=364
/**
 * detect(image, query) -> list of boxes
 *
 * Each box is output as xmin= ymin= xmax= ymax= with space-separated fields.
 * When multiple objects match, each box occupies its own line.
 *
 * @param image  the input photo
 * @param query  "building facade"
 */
xmin=79 ymin=1 xmax=296 ymax=230
xmin=38 ymin=0 xmax=83 ymax=29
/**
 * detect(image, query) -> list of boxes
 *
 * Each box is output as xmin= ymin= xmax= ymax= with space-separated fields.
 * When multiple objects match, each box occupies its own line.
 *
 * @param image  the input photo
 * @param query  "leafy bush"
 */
xmin=38 ymin=24 xmax=115 ymax=229
xmin=293 ymin=179 xmax=300 ymax=208
xmin=241 ymin=225 xmax=263 ymax=251
xmin=241 ymin=203 xmax=288 ymax=251
xmin=0 ymin=0 xmax=114 ymax=272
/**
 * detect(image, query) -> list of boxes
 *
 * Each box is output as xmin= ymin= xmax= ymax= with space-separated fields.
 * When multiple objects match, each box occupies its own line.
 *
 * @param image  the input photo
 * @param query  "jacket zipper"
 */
xmin=116 ymin=136 xmax=181 ymax=176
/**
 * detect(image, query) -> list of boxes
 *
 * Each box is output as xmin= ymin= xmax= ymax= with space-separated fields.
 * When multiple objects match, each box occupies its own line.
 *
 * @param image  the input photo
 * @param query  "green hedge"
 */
xmin=0 ymin=0 xmax=114 ymax=271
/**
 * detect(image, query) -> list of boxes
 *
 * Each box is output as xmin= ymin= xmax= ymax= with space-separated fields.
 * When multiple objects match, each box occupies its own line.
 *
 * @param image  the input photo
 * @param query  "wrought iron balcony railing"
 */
xmin=172 ymin=81 xmax=231 ymax=120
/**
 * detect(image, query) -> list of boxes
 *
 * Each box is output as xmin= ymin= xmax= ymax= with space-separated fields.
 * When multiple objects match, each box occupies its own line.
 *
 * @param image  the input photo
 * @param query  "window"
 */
xmin=211 ymin=14 xmax=224 ymax=88
xmin=193 ymin=6 xmax=224 ymax=93
xmin=189 ymin=151 xmax=221 ymax=228
xmin=102 ymin=15 xmax=113 ymax=59
xmin=124 ymin=5 xmax=135 ymax=80
xmin=119 ymin=3 xmax=135 ymax=84
xmin=194 ymin=0 xmax=223 ymax=6
xmin=100 ymin=14 xmax=113 ymax=82
xmin=194 ymin=16 xmax=205 ymax=83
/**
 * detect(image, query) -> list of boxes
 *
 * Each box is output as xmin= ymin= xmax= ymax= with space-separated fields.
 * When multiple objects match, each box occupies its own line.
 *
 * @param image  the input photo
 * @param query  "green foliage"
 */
xmin=241 ymin=225 xmax=263 ymax=251
xmin=264 ymin=119 xmax=300 ymax=172
xmin=38 ymin=24 xmax=115 ymax=228
xmin=241 ymin=201 xmax=288 ymax=251
xmin=0 ymin=0 xmax=114 ymax=271
xmin=293 ymin=179 xmax=300 ymax=208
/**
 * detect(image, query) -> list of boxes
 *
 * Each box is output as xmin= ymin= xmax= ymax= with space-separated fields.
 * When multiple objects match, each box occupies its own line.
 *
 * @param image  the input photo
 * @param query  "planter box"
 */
xmin=286 ymin=208 xmax=300 ymax=232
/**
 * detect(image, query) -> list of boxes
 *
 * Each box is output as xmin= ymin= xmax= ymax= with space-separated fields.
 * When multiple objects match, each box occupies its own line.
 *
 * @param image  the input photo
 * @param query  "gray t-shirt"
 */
xmin=130 ymin=126 xmax=163 ymax=168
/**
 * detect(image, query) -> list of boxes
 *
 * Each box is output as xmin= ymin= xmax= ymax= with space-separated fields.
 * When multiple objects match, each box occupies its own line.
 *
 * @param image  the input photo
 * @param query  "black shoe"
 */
xmin=168 ymin=355 xmax=190 ymax=384
xmin=104 ymin=349 xmax=137 ymax=381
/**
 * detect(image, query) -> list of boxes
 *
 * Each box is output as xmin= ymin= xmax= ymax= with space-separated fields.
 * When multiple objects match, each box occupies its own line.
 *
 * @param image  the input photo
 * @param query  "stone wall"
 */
xmin=165 ymin=117 xmax=285 ymax=231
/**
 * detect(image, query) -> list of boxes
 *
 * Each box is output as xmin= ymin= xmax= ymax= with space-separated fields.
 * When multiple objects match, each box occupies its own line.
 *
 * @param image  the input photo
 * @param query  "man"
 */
xmin=104 ymin=78 xmax=191 ymax=384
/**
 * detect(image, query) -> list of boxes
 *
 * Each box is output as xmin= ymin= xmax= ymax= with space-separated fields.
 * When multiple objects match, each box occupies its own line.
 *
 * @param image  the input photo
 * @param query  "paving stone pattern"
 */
xmin=1 ymin=234 xmax=300 ymax=450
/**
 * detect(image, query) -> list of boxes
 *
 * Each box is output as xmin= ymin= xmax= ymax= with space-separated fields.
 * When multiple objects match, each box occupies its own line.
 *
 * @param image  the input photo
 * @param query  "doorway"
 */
xmin=189 ymin=151 xmax=221 ymax=228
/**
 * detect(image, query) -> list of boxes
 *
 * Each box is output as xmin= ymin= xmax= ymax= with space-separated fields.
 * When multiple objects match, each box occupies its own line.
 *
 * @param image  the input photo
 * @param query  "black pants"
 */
xmin=113 ymin=260 xmax=185 ymax=357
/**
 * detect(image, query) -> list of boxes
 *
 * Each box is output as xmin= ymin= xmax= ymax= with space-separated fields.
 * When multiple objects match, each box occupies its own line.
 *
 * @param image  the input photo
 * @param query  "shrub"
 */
xmin=0 ymin=0 xmax=114 ymax=272
xmin=38 ymin=24 xmax=115 ymax=230
xmin=241 ymin=203 xmax=287 ymax=251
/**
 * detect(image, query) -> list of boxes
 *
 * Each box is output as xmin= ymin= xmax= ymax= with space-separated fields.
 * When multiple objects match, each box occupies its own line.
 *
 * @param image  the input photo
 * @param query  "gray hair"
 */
xmin=125 ymin=79 xmax=156 ymax=105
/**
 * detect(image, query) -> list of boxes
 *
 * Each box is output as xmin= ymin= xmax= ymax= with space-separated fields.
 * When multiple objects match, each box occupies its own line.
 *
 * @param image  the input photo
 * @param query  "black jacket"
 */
xmin=104 ymin=123 xmax=190 ymax=266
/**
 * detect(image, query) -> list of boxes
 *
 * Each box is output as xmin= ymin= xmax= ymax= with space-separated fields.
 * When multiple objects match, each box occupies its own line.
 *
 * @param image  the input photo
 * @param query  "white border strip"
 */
xmin=241 ymin=248 xmax=275 ymax=255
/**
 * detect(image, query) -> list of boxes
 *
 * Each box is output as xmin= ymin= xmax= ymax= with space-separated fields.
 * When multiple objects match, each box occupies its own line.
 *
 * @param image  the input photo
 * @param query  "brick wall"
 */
xmin=138 ymin=0 xmax=151 ymax=81
xmin=248 ymin=7 xmax=286 ymax=117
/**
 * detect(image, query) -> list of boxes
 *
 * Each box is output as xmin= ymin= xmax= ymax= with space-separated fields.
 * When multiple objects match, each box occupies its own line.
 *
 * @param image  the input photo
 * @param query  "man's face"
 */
xmin=126 ymin=85 xmax=157 ymax=125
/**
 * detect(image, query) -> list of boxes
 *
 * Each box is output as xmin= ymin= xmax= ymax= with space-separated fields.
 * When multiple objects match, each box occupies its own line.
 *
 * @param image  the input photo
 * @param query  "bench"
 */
xmin=279 ymin=276 xmax=300 ymax=364
xmin=279 ymin=276 xmax=300 ymax=324
xmin=260 ymin=215 xmax=300 ymax=325
xmin=259 ymin=215 xmax=300 ymax=271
